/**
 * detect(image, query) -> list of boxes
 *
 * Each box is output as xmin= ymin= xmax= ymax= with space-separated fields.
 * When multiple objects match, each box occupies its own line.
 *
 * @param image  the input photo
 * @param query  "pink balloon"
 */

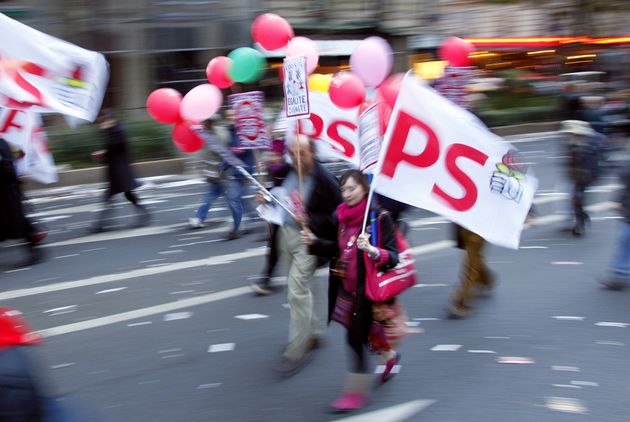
xmin=251 ymin=13 xmax=294 ymax=51
xmin=286 ymin=36 xmax=319 ymax=74
xmin=172 ymin=122 xmax=204 ymax=153
xmin=377 ymin=73 xmax=404 ymax=110
xmin=329 ymin=72 xmax=366 ymax=109
xmin=439 ymin=37 xmax=475 ymax=67
xmin=180 ymin=84 xmax=222 ymax=122
xmin=206 ymin=57 xmax=233 ymax=89
xmin=146 ymin=88 xmax=182 ymax=124
xmin=350 ymin=37 xmax=393 ymax=87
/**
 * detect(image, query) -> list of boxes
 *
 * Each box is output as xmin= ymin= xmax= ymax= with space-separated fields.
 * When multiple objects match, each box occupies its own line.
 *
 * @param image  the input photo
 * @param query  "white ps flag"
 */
xmin=373 ymin=73 xmax=538 ymax=249
xmin=0 ymin=108 xmax=57 ymax=184
xmin=0 ymin=13 xmax=109 ymax=121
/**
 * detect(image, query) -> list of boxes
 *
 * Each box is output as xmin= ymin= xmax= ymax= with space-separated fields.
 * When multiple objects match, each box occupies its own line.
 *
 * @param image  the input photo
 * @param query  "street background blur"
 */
xmin=2 ymin=0 xmax=630 ymax=174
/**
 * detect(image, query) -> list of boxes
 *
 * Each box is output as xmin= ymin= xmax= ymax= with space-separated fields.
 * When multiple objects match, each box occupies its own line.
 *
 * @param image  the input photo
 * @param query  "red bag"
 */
xmin=364 ymin=221 xmax=417 ymax=302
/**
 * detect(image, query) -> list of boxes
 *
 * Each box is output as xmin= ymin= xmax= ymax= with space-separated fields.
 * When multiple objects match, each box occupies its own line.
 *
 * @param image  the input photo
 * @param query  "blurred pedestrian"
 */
xmin=303 ymin=170 xmax=406 ymax=412
xmin=600 ymin=166 xmax=630 ymax=290
xmin=0 ymin=138 xmax=44 ymax=266
xmin=259 ymin=135 xmax=341 ymax=375
xmin=448 ymin=225 xmax=495 ymax=318
xmin=90 ymin=109 xmax=149 ymax=233
xmin=250 ymin=138 xmax=290 ymax=295
xmin=561 ymin=120 xmax=605 ymax=236
xmin=188 ymin=117 xmax=229 ymax=229
xmin=222 ymin=109 xmax=255 ymax=240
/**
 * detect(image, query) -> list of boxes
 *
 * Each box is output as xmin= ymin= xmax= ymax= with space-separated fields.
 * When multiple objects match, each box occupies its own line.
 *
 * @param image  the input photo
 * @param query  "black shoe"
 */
xmin=447 ymin=302 xmax=473 ymax=319
xmin=600 ymin=278 xmax=627 ymax=291
xmin=224 ymin=231 xmax=240 ymax=241
xmin=89 ymin=225 xmax=105 ymax=234
xmin=21 ymin=247 xmax=44 ymax=267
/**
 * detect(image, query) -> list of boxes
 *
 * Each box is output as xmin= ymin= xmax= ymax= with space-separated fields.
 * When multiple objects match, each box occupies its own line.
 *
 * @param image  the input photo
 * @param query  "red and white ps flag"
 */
xmin=373 ymin=73 xmax=538 ymax=249
xmin=0 ymin=13 xmax=108 ymax=122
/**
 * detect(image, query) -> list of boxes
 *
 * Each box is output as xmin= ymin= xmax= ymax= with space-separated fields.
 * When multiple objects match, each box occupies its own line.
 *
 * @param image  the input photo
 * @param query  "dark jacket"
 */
xmin=311 ymin=211 xmax=399 ymax=344
xmin=0 ymin=347 xmax=43 ymax=421
xmin=0 ymin=139 xmax=31 ymax=241
xmin=103 ymin=124 xmax=139 ymax=194
xmin=223 ymin=125 xmax=255 ymax=178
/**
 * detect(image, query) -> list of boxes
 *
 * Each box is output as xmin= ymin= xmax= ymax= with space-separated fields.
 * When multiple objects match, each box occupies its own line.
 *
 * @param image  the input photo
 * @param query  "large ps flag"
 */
xmin=373 ymin=73 xmax=538 ymax=249
xmin=0 ymin=13 xmax=109 ymax=121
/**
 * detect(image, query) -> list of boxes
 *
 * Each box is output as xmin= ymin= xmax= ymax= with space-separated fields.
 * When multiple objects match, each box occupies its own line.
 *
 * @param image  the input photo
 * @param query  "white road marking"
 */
xmin=140 ymin=259 xmax=165 ymax=264
xmin=485 ymin=336 xmax=510 ymax=339
xmin=127 ymin=321 xmax=152 ymax=327
xmin=497 ymin=356 xmax=535 ymax=364
xmin=545 ymin=397 xmax=587 ymax=414
xmin=158 ymin=348 xmax=182 ymax=354
xmin=405 ymin=321 xmax=421 ymax=327
xmin=552 ymin=316 xmax=585 ymax=321
xmin=552 ymin=384 xmax=581 ymax=389
xmin=161 ymin=354 xmax=185 ymax=359
xmin=51 ymin=363 xmax=75 ymax=369
xmin=595 ymin=340 xmax=625 ymax=346
xmin=571 ymin=381 xmax=599 ymax=387
xmin=468 ymin=350 xmax=496 ymax=354
xmin=159 ymin=249 xmax=185 ymax=255
xmin=414 ymin=283 xmax=449 ymax=288
xmin=169 ymin=290 xmax=195 ymax=295
xmin=551 ymin=261 xmax=583 ymax=266
xmin=520 ymin=246 xmax=548 ymax=249
xmin=44 ymin=305 xmax=77 ymax=314
xmin=552 ymin=366 xmax=580 ymax=372
xmin=198 ymin=383 xmax=222 ymax=389
xmin=234 ymin=314 xmax=269 ymax=320
xmin=163 ymin=312 xmax=193 ymax=321
xmin=331 ymin=399 xmax=436 ymax=422
xmin=54 ymin=254 xmax=80 ymax=259
xmin=82 ymin=247 xmax=106 ymax=252
xmin=96 ymin=287 xmax=127 ymax=295
xmin=431 ymin=344 xmax=462 ymax=352
xmin=374 ymin=365 xmax=401 ymax=374
xmin=5 ymin=267 xmax=31 ymax=273
xmin=595 ymin=322 xmax=629 ymax=328
xmin=208 ymin=343 xmax=235 ymax=353
xmin=413 ymin=318 xmax=440 ymax=321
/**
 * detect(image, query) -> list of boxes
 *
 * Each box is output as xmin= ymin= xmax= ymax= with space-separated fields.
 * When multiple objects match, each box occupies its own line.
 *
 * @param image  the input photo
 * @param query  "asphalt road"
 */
xmin=2 ymin=133 xmax=630 ymax=421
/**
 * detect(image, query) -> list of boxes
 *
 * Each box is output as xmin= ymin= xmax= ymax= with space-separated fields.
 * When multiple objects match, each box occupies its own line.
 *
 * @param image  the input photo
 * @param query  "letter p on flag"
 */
xmin=372 ymin=73 xmax=538 ymax=249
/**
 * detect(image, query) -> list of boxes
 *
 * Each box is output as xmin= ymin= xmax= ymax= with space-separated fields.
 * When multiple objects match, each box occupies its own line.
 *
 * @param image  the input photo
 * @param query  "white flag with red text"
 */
xmin=1 ymin=108 xmax=57 ymax=184
xmin=0 ymin=13 xmax=108 ymax=121
xmin=373 ymin=73 xmax=537 ymax=249
xmin=294 ymin=91 xmax=360 ymax=166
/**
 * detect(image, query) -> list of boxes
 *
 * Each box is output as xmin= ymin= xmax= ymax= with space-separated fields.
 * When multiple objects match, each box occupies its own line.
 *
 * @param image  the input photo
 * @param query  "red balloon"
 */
xmin=206 ymin=57 xmax=234 ymax=89
xmin=251 ymin=13 xmax=294 ymax=51
xmin=377 ymin=73 xmax=404 ymax=110
xmin=172 ymin=122 xmax=204 ymax=153
xmin=146 ymin=88 xmax=182 ymax=124
xmin=377 ymin=100 xmax=392 ymax=137
xmin=329 ymin=72 xmax=366 ymax=109
xmin=439 ymin=37 xmax=475 ymax=67
xmin=278 ymin=66 xmax=285 ymax=81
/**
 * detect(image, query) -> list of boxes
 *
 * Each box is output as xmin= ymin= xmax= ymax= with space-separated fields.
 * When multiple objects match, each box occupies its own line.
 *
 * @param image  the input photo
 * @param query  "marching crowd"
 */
xmin=1 ymin=103 xmax=630 ymax=417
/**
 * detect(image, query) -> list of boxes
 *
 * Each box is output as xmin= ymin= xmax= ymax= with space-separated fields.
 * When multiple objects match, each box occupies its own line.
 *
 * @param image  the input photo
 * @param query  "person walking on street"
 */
xmin=448 ymin=225 xmax=495 ymax=318
xmin=259 ymin=135 xmax=341 ymax=375
xmin=188 ymin=118 xmax=229 ymax=229
xmin=250 ymin=138 xmax=290 ymax=295
xmin=601 ymin=166 xmax=630 ymax=290
xmin=222 ymin=109 xmax=255 ymax=240
xmin=302 ymin=170 xmax=407 ymax=412
xmin=90 ymin=109 xmax=149 ymax=233
xmin=561 ymin=120 xmax=605 ymax=236
xmin=0 ymin=138 xmax=45 ymax=266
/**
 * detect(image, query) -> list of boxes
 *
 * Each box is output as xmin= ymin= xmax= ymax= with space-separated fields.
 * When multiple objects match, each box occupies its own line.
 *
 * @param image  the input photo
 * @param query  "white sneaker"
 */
xmin=188 ymin=217 xmax=204 ymax=228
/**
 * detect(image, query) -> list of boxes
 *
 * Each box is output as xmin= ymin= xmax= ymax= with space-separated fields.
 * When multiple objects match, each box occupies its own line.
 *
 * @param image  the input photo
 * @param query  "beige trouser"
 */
xmin=279 ymin=225 xmax=319 ymax=361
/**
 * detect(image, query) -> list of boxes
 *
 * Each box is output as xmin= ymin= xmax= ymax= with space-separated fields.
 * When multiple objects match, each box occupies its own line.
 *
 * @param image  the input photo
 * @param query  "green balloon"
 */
xmin=228 ymin=47 xmax=266 ymax=83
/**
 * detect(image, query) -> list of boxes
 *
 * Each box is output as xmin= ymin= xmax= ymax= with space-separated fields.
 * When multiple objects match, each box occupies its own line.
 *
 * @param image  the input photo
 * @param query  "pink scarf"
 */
xmin=337 ymin=198 xmax=368 ymax=230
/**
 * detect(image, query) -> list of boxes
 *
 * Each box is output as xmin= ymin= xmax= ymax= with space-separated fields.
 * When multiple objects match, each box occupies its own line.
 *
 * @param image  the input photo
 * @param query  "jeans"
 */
xmin=609 ymin=221 xmax=630 ymax=280
xmin=226 ymin=177 xmax=247 ymax=232
xmin=196 ymin=182 xmax=224 ymax=221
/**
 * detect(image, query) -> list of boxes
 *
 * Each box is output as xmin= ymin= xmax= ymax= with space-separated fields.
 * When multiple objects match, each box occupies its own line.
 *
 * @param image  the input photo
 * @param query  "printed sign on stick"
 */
xmin=283 ymin=56 xmax=310 ymax=118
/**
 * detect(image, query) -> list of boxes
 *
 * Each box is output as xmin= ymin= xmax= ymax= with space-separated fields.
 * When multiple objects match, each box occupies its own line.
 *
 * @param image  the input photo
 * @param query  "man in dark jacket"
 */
xmin=90 ymin=109 xmax=149 ymax=233
xmin=267 ymin=135 xmax=342 ymax=374
xmin=0 ymin=138 xmax=44 ymax=265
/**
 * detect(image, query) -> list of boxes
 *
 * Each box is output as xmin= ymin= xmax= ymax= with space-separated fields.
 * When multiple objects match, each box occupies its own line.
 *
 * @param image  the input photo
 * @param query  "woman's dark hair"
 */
xmin=339 ymin=169 xmax=369 ymax=193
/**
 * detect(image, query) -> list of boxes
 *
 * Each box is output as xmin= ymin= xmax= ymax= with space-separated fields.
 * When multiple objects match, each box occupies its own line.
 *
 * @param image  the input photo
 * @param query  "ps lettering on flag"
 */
xmin=373 ymin=73 xmax=538 ymax=249
xmin=295 ymin=91 xmax=360 ymax=167
xmin=283 ymin=56 xmax=310 ymax=118
xmin=0 ymin=13 xmax=108 ymax=121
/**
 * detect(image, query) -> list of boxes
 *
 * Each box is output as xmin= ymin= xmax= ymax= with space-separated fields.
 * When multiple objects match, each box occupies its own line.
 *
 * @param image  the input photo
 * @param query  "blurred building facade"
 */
xmin=2 ymin=0 xmax=629 ymax=111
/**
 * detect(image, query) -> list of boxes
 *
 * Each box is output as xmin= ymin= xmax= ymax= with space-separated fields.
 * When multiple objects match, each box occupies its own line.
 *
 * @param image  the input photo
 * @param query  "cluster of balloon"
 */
xmin=438 ymin=37 xmax=475 ymax=67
